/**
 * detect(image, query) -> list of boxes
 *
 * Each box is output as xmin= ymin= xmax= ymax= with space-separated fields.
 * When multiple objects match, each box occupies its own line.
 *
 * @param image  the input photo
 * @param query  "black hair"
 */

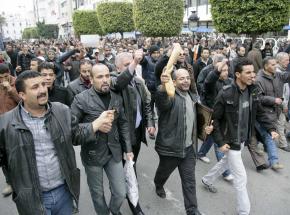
xmin=0 ymin=63 xmax=10 ymax=74
xmin=15 ymin=70 xmax=42 ymax=93
xmin=31 ymin=58 xmax=44 ymax=67
xmin=79 ymin=59 xmax=93 ymax=69
xmin=201 ymin=47 xmax=210 ymax=53
xmin=236 ymin=44 xmax=245 ymax=52
xmin=235 ymin=57 xmax=253 ymax=74
xmin=38 ymin=62 xmax=55 ymax=73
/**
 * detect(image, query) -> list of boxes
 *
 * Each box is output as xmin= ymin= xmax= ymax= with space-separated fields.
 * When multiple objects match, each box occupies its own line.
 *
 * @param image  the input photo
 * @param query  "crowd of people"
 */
xmin=0 ymin=35 xmax=290 ymax=215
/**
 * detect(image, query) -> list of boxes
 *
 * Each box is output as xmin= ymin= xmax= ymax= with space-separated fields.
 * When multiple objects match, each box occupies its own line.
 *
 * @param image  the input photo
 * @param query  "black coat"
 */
xmin=48 ymin=85 xmax=70 ymax=106
xmin=71 ymin=88 xmax=132 ymax=166
xmin=0 ymin=102 xmax=80 ymax=215
xmin=67 ymin=77 xmax=90 ymax=105
xmin=155 ymin=87 xmax=198 ymax=158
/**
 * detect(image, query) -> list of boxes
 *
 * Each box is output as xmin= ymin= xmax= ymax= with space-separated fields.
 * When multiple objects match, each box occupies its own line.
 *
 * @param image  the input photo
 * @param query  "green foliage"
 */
xmin=133 ymin=0 xmax=184 ymax=37
xmin=22 ymin=27 xmax=39 ymax=39
xmin=97 ymin=1 xmax=134 ymax=35
xmin=210 ymin=0 xmax=289 ymax=35
xmin=72 ymin=10 xmax=103 ymax=36
xmin=36 ymin=21 xmax=59 ymax=38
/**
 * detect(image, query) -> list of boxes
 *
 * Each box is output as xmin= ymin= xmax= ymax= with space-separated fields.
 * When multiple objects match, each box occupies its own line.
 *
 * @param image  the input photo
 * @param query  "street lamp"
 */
xmin=188 ymin=11 xmax=199 ymax=39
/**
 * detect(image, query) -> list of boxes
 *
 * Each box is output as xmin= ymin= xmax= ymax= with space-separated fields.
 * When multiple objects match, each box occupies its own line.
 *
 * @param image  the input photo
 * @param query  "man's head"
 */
xmin=90 ymin=64 xmax=110 ymax=94
xmin=39 ymin=62 xmax=56 ymax=89
xmin=15 ymin=71 xmax=48 ymax=109
xmin=6 ymin=44 xmax=13 ymax=52
xmin=22 ymin=44 xmax=29 ymax=54
xmin=115 ymin=52 xmax=133 ymax=73
xmin=104 ymin=46 xmax=112 ymax=57
xmin=236 ymin=45 xmax=246 ymax=57
xmin=47 ymin=49 xmax=56 ymax=61
xmin=219 ymin=63 xmax=229 ymax=81
xmin=276 ymin=52 xmax=289 ymax=70
xmin=79 ymin=60 xmax=93 ymax=81
xmin=213 ymin=54 xmax=226 ymax=67
xmin=30 ymin=58 xmax=44 ymax=71
xmin=149 ymin=45 xmax=160 ymax=61
xmin=201 ymin=47 xmax=210 ymax=60
xmin=234 ymin=58 xmax=254 ymax=86
xmin=177 ymin=49 xmax=186 ymax=63
xmin=172 ymin=68 xmax=191 ymax=92
xmin=0 ymin=63 xmax=10 ymax=84
xmin=263 ymin=57 xmax=277 ymax=74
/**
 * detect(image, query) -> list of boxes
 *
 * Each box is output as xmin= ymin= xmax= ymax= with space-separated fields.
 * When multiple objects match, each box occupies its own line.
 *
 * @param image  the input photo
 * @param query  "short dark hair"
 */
xmin=38 ymin=62 xmax=55 ymax=73
xmin=236 ymin=44 xmax=245 ymax=52
xmin=201 ymin=47 xmax=209 ymax=53
xmin=263 ymin=57 xmax=276 ymax=69
xmin=235 ymin=58 xmax=253 ymax=74
xmin=15 ymin=70 xmax=42 ymax=93
xmin=0 ymin=63 xmax=10 ymax=74
xmin=31 ymin=58 xmax=44 ymax=66
xmin=79 ymin=59 xmax=93 ymax=69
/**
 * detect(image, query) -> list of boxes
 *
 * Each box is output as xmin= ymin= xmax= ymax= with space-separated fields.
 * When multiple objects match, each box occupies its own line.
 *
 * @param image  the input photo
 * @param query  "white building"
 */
xmin=33 ymin=0 xmax=59 ymax=24
xmin=1 ymin=5 xmax=35 ymax=40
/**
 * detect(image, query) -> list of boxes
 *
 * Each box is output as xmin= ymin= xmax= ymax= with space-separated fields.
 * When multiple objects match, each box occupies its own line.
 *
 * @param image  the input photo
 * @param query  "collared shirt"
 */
xmin=21 ymin=105 xmax=64 ymax=191
xmin=130 ymin=79 xmax=142 ymax=128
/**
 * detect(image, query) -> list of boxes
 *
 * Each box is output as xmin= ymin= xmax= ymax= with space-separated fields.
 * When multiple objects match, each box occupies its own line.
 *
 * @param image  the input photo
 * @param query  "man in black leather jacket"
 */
xmin=71 ymin=63 xmax=133 ymax=215
xmin=0 ymin=71 xmax=80 ymax=215
xmin=154 ymin=68 xmax=203 ymax=215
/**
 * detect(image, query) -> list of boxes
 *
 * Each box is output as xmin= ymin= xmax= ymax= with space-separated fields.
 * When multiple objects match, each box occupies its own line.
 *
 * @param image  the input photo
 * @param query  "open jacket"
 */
xmin=111 ymin=69 xmax=155 ymax=146
xmin=212 ymin=82 xmax=276 ymax=150
xmin=155 ymin=87 xmax=198 ymax=158
xmin=71 ymin=88 xmax=132 ymax=166
xmin=0 ymin=102 xmax=80 ymax=215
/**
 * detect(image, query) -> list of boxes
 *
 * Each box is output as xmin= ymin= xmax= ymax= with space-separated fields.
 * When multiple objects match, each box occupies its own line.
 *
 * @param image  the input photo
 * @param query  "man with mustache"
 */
xmin=0 ymin=71 xmax=80 ymax=214
xmin=154 ymin=68 xmax=204 ymax=215
xmin=71 ymin=64 xmax=133 ymax=215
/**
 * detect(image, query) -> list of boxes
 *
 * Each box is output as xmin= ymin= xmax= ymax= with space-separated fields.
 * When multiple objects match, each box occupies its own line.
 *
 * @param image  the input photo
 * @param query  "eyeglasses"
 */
xmin=179 ymin=53 xmax=186 ymax=56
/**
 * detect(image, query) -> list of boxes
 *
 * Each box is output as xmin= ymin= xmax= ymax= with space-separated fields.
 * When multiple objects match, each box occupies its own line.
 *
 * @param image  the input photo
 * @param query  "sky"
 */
xmin=1 ymin=0 xmax=33 ymax=14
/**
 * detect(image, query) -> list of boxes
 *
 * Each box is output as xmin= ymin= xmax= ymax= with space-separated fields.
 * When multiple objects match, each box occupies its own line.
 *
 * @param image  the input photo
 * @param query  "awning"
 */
xmin=189 ymin=26 xmax=214 ymax=33
xmin=283 ymin=25 xmax=290 ymax=30
xmin=181 ymin=28 xmax=192 ymax=34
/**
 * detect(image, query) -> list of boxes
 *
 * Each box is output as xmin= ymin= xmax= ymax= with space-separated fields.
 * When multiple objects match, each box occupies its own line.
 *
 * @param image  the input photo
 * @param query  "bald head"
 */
xmin=115 ymin=52 xmax=133 ymax=73
xmin=90 ymin=63 xmax=111 ymax=93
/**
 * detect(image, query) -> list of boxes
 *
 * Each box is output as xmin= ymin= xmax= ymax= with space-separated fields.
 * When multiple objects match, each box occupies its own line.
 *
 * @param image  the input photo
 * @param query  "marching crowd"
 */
xmin=0 ymin=36 xmax=290 ymax=215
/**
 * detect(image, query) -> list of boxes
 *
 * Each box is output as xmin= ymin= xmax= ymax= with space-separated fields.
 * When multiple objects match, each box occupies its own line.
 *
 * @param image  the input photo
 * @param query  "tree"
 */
xmin=22 ymin=27 xmax=39 ymax=39
xmin=72 ymin=10 xmax=103 ymax=36
xmin=210 ymin=0 xmax=289 ymax=39
xmin=133 ymin=0 xmax=184 ymax=37
xmin=97 ymin=1 xmax=134 ymax=37
xmin=36 ymin=21 xmax=59 ymax=39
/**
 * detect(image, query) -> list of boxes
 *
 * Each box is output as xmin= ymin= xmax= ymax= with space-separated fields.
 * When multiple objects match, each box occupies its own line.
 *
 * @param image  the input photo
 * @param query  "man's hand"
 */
xmin=92 ymin=110 xmax=115 ymax=133
xmin=204 ymin=120 xmax=214 ymax=135
xmin=283 ymin=108 xmax=288 ymax=113
xmin=128 ymin=49 xmax=143 ymax=74
xmin=16 ymin=66 xmax=22 ymax=73
xmin=219 ymin=144 xmax=230 ymax=153
xmin=126 ymin=152 xmax=134 ymax=161
xmin=271 ymin=131 xmax=279 ymax=140
xmin=147 ymin=127 xmax=156 ymax=136
xmin=275 ymin=98 xmax=283 ymax=105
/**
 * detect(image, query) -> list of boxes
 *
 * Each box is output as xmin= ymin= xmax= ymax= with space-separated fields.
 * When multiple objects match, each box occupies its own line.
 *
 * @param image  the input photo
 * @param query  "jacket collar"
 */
xmin=88 ymin=87 xmax=119 ymax=110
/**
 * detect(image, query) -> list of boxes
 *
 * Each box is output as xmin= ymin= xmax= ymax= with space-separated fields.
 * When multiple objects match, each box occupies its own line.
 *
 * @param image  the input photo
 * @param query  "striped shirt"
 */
xmin=21 ymin=106 xmax=64 ymax=191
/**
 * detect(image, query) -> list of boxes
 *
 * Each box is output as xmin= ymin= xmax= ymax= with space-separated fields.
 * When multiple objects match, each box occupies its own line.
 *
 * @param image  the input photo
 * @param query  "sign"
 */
xmin=80 ymin=35 xmax=100 ymax=47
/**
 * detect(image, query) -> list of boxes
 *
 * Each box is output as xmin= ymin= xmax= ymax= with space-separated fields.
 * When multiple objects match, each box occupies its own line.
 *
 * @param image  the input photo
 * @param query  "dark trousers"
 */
xmin=247 ymin=133 xmax=267 ymax=167
xmin=2 ymin=166 xmax=10 ymax=184
xmin=124 ymin=126 xmax=143 ymax=214
xmin=154 ymin=146 xmax=198 ymax=215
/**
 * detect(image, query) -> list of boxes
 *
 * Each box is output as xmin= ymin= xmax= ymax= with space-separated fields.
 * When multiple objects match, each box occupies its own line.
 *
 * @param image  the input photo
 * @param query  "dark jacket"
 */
xmin=203 ymin=69 xmax=233 ymax=108
xmin=140 ymin=55 xmax=158 ymax=92
xmin=155 ymin=54 xmax=198 ymax=94
xmin=256 ymin=70 xmax=290 ymax=122
xmin=155 ymin=87 xmax=198 ymax=158
xmin=67 ymin=77 xmax=90 ymax=105
xmin=197 ymin=64 xmax=214 ymax=95
xmin=0 ymin=102 xmax=80 ymax=215
xmin=48 ymin=85 xmax=70 ymax=106
xmin=17 ymin=52 xmax=35 ymax=74
xmin=111 ymin=70 xmax=155 ymax=146
xmin=71 ymin=88 xmax=132 ymax=166
xmin=6 ymin=50 xmax=18 ymax=70
xmin=194 ymin=57 xmax=213 ymax=81
xmin=212 ymin=82 xmax=275 ymax=150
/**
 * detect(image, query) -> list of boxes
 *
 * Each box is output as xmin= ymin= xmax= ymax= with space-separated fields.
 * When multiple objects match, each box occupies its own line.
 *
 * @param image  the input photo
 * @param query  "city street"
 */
xmin=0 ymin=137 xmax=290 ymax=215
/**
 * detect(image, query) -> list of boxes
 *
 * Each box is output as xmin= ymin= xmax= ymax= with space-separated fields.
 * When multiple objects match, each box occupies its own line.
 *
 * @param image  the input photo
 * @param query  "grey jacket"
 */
xmin=155 ymin=87 xmax=198 ymax=158
xmin=71 ymin=88 xmax=132 ymax=166
xmin=256 ymin=70 xmax=290 ymax=122
xmin=67 ymin=77 xmax=90 ymax=104
xmin=0 ymin=102 xmax=80 ymax=215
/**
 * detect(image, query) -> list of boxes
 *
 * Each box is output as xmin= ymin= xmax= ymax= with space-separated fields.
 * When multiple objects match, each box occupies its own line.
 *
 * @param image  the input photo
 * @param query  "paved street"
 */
xmin=1 ymin=137 xmax=290 ymax=215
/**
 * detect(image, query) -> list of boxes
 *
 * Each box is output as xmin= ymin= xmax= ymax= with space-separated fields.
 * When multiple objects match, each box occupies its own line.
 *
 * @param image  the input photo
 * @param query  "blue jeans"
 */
xmin=84 ymin=157 xmax=126 ymax=215
xmin=255 ymin=122 xmax=279 ymax=166
xmin=42 ymin=184 xmax=73 ymax=215
xmin=198 ymin=136 xmax=230 ymax=177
